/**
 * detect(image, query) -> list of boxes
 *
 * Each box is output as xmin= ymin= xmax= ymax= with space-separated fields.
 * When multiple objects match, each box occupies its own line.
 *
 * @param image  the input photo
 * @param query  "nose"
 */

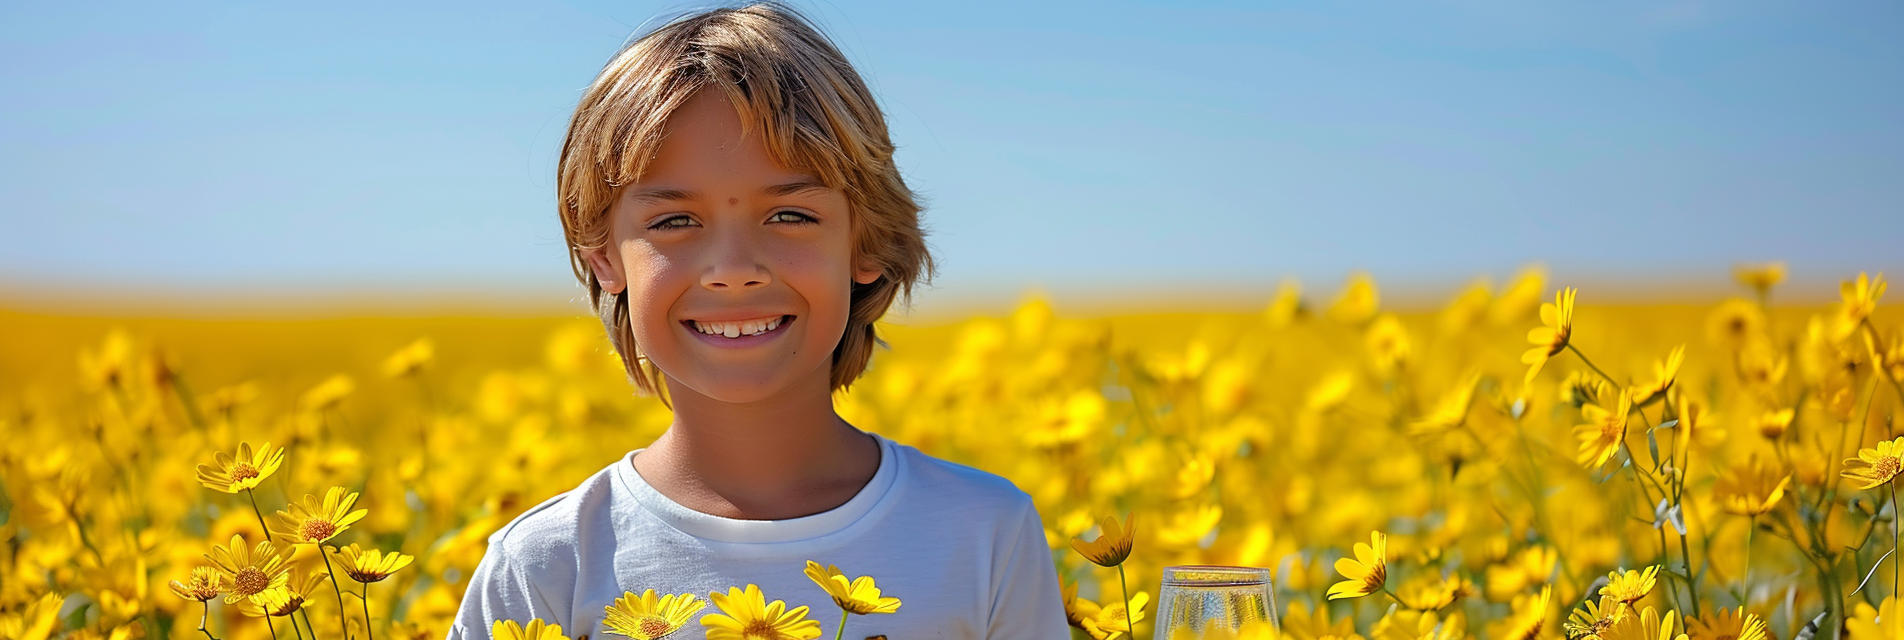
xmin=700 ymin=227 xmax=772 ymax=291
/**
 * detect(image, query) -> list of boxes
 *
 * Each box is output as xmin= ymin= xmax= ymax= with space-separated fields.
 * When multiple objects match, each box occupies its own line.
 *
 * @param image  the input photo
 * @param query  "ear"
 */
xmin=853 ymin=260 xmax=882 ymax=286
xmin=581 ymin=247 xmax=627 ymax=295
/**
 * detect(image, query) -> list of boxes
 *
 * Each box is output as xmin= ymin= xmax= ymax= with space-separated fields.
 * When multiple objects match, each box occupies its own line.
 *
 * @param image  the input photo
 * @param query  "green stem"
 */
xmin=198 ymin=600 xmax=220 ymax=640
xmin=1566 ymin=344 xmax=1620 ymax=387
xmin=363 ymin=582 xmax=376 ymax=640
xmin=1892 ymin=484 xmax=1900 ymax=599
xmin=833 ymin=608 xmax=849 ymax=640
xmin=1742 ymin=515 xmax=1754 ymax=606
xmin=1118 ymin=564 xmax=1136 ymax=639
xmin=247 ymin=489 xmax=273 ymax=542
xmin=1680 ymin=512 xmax=1703 ymax=616
xmin=266 ymin=616 xmax=280 ymax=640
xmin=170 ymin=370 xmax=207 ymax=429
xmin=288 ymin=614 xmax=305 ymax=640
xmin=320 ymin=549 xmax=351 ymax=639
xmin=1619 ymin=440 xmax=1694 ymax=612
xmin=1506 ymin=419 xmax=1582 ymax=588
xmin=1862 ymin=320 xmax=1904 ymax=404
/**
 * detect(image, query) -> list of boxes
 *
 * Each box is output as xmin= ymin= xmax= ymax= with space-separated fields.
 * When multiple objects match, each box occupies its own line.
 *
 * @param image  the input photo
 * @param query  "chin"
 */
xmin=668 ymin=368 xmax=806 ymax=404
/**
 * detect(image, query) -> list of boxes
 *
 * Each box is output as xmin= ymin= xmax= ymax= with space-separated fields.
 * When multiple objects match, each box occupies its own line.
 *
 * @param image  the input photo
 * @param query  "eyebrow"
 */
xmin=762 ymin=179 xmax=832 ymax=197
xmin=622 ymin=179 xmax=833 ymax=205
xmin=623 ymin=187 xmax=697 ymax=205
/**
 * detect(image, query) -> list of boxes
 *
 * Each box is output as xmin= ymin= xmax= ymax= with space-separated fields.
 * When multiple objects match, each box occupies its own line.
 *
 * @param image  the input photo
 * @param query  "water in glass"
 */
xmin=1154 ymin=565 xmax=1278 ymax=639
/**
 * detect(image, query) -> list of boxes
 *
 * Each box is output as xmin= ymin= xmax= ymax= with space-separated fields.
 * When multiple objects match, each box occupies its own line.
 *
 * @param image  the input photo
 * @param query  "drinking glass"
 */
xmin=1154 ymin=565 xmax=1279 ymax=639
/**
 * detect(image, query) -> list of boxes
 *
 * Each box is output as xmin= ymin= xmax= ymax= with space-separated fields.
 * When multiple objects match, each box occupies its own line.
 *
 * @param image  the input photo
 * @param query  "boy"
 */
xmin=448 ymin=4 xmax=1069 ymax=639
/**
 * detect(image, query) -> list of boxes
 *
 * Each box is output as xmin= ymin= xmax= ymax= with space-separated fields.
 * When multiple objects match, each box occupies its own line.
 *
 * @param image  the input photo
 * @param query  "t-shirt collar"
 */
xmin=613 ymin=431 xmax=898 ymax=544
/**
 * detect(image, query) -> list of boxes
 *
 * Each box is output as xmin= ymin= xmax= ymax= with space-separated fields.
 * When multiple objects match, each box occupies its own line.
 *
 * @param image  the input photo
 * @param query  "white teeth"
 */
xmin=693 ymin=316 xmax=784 ymax=338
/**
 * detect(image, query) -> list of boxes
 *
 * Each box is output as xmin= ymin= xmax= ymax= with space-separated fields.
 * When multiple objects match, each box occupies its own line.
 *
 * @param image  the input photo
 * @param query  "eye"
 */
xmin=647 ymin=214 xmax=697 ymax=231
xmin=768 ymin=210 xmax=818 ymax=224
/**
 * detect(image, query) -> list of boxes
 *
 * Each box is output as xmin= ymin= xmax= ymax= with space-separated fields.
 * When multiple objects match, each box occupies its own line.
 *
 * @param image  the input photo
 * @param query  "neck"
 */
xmin=636 ymin=366 xmax=879 ymax=520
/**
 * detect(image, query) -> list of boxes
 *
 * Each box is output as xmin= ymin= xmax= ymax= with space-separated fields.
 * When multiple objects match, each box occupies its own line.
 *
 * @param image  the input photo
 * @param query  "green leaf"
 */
xmin=1647 ymin=429 xmax=1662 ymax=473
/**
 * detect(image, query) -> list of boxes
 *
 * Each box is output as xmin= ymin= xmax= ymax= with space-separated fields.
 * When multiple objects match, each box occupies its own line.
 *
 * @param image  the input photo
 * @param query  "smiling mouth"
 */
xmin=684 ymin=315 xmax=792 ymax=338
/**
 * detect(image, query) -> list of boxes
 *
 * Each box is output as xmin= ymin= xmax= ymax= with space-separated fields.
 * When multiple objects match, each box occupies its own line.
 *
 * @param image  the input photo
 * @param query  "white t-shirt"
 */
xmin=447 ymin=432 xmax=1069 ymax=640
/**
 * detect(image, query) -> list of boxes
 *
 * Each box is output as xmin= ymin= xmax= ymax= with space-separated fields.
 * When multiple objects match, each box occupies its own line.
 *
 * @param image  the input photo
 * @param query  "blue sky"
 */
xmin=2 ymin=0 xmax=1899 ymax=313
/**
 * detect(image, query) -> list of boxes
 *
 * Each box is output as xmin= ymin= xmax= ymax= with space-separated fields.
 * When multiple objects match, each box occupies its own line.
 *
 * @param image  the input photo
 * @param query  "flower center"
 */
xmin=230 ymin=463 xmax=260 ymax=482
xmin=741 ymin=620 xmax=780 ymax=639
xmin=1875 ymin=457 xmax=1901 ymax=483
xmin=1363 ymin=565 xmax=1387 ymax=591
xmin=232 ymin=568 xmax=268 ymax=596
xmin=636 ymin=616 xmax=672 ymax=638
xmin=272 ymin=593 xmax=306 ymax=616
xmin=185 ymin=575 xmax=220 ymax=600
xmin=300 ymin=518 xmax=338 ymax=542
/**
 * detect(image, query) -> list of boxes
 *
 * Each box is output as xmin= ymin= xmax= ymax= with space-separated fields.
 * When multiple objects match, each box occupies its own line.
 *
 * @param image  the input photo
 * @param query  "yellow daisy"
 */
xmin=1706 ymin=299 xmax=1765 ymax=348
xmin=1573 ymin=391 xmax=1632 ymax=469
xmin=168 ymin=567 xmax=225 ymax=603
xmin=204 ymin=534 xmax=291 ymax=605
xmin=1070 ymin=513 xmax=1136 ymax=568
xmin=1714 ymin=457 xmax=1791 ymax=516
xmin=1561 ymin=370 xmax=1609 ymax=408
xmin=1281 ymin=600 xmax=1358 ymax=640
xmin=329 ymin=543 xmax=414 ymax=583
xmin=195 ymin=442 xmax=285 ymax=494
xmin=238 ymin=566 xmax=327 ymax=618
xmin=1327 ymin=531 xmax=1388 ymax=600
xmin=1628 ymin=345 xmax=1684 ymax=406
xmin=1867 ymin=326 xmax=1904 ymax=382
xmin=1564 ymin=595 xmax=1629 ymax=640
xmin=1601 ymin=566 xmax=1659 ymax=605
xmin=1522 ymin=287 xmax=1577 ymax=383
xmin=492 ymin=619 xmax=571 ymax=640
xmin=1080 ymin=591 xmax=1149 ymax=640
xmin=802 ymin=561 xmax=901 ymax=615
xmin=1836 ymin=272 xmax=1887 ymax=336
xmin=1202 ymin=619 xmax=1283 ymax=640
xmin=1062 ymin=579 xmax=1089 ymax=631
xmin=1394 ymin=573 xmax=1471 ymax=611
xmin=1 ymin=593 xmax=65 ymax=640
xmin=603 ymin=589 xmax=703 ymax=640
xmin=271 ymin=486 xmax=369 ymax=545
xmin=1733 ymin=262 xmax=1785 ymax=294
xmin=1329 ymin=272 xmax=1380 ymax=325
xmin=1754 ymin=408 xmax=1794 ymax=440
xmin=1842 ymin=436 xmax=1904 ymax=490
xmin=1409 ymin=372 xmax=1479 ymax=435
xmin=1847 ymin=596 xmax=1904 ymax=640
xmin=1685 ymin=607 xmax=1766 ymax=640
xmin=700 ymin=584 xmax=822 ymax=640
xmin=1603 ymin=606 xmax=1685 ymax=640
xmin=382 ymin=338 xmax=434 ymax=378
xmin=1673 ymin=391 xmax=1723 ymax=451
xmin=1490 ymin=586 xmax=1552 ymax=640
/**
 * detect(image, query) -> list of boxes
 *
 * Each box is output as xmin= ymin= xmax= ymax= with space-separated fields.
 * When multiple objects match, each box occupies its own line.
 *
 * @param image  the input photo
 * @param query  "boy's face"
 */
xmin=583 ymin=89 xmax=879 ymax=404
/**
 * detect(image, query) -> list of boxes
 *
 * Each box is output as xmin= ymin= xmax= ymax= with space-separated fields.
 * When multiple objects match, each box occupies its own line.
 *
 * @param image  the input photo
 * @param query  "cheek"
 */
xmin=771 ymin=240 xmax=856 ymax=305
xmin=619 ymin=244 xmax=686 ymax=331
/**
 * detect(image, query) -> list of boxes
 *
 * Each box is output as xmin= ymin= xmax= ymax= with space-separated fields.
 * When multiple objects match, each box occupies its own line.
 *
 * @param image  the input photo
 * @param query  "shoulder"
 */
xmin=889 ymin=440 xmax=1037 ymax=517
xmin=481 ymin=457 xmax=622 ymax=569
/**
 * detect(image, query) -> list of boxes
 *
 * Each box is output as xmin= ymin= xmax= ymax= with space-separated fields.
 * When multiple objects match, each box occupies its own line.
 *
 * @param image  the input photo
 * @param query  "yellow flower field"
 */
xmin=2 ymin=267 xmax=1901 ymax=640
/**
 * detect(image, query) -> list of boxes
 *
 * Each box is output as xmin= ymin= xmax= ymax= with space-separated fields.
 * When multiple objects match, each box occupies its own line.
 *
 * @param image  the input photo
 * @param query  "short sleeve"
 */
xmin=446 ymin=536 xmax=563 ymax=640
xmin=984 ymin=499 xmax=1071 ymax=640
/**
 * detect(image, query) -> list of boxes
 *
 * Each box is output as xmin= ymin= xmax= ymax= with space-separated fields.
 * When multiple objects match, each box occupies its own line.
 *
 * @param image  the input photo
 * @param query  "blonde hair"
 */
xmin=556 ymin=2 xmax=932 ymax=394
